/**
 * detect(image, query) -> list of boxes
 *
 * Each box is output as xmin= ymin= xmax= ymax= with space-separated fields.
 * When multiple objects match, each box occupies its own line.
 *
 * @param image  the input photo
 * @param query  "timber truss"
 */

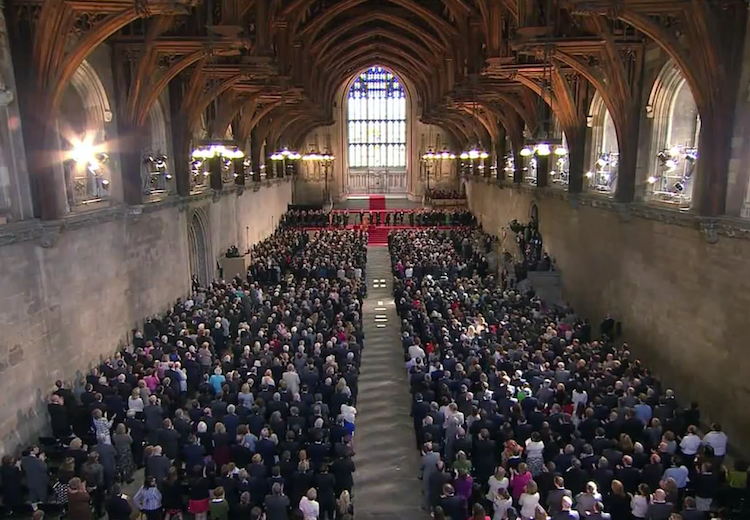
xmin=5 ymin=0 xmax=748 ymax=217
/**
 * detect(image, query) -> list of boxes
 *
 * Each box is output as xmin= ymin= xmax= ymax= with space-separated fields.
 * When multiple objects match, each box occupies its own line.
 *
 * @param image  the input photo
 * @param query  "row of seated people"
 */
xmin=282 ymin=209 xmax=476 ymax=228
xmin=389 ymin=226 xmax=742 ymax=520
xmin=427 ymin=190 xmax=465 ymax=200
xmin=26 ymin=224 xmax=365 ymax=520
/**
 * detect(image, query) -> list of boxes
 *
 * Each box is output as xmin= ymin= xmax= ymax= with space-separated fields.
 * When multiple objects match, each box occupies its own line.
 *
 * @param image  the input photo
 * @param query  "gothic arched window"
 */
xmin=347 ymin=66 xmax=407 ymax=168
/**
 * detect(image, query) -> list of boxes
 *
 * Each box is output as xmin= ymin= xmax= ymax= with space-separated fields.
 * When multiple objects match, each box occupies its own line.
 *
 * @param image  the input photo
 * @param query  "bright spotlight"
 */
xmin=69 ymin=138 xmax=96 ymax=164
xmin=536 ymin=144 xmax=551 ymax=156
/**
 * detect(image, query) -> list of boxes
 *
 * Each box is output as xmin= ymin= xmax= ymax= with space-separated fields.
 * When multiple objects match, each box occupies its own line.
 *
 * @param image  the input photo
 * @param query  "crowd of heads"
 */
xmin=34 ymin=225 xmax=366 ymax=520
xmin=427 ymin=190 xmax=465 ymax=200
xmin=282 ymin=209 xmax=476 ymax=228
xmin=390 ymin=226 xmax=740 ymax=520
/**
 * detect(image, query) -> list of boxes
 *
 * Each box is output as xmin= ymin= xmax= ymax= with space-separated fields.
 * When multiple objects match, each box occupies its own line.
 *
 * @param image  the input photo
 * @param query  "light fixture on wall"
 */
xmin=589 ymin=151 xmax=618 ymax=192
xmin=651 ymin=145 xmax=698 ymax=203
xmin=143 ymin=153 xmax=170 ymax=194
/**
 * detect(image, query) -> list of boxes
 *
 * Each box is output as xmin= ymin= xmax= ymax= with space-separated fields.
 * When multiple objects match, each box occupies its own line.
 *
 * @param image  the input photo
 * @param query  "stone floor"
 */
xmin=353 ymin=246 xmax=427 ymax=520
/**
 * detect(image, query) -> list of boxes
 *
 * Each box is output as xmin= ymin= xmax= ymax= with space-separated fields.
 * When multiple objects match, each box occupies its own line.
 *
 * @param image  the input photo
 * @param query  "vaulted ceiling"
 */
xmin=7 ymin=0 xmax=748 ymax=215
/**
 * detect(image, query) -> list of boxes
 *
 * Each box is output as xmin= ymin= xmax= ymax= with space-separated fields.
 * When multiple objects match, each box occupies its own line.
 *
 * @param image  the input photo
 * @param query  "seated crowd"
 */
xmin=32 ymin=226 xmax=365 ymax=520
xmin=509 ymin=220 xmax=553 ymax=279
xmin=390 ymin=227 xmax=741 ymax=520
xmin=281 ymin=209 xmax=476 ymax=228
xmin=427 ymin=190 xmax=465 ymax=200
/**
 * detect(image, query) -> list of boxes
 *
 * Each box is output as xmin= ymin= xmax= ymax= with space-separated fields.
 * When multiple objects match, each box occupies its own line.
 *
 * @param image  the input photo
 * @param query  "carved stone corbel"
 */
xmin=699 ymin=219 xmax=719 ymax=244
xmin=39 ymin=223 xmax=63 ymax=248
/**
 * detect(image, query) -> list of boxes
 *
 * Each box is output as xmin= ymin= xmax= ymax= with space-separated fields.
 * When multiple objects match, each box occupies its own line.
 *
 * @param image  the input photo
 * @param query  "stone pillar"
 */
xmin=118 ymin=127 xmax=145 ymax=205
xmin=168 ymin=80 xmax=191 ymax=196
xmin=536 ymin=154 xmax=550 ymax=188
xmin=513 ymin=151 xmax=525 ymax=184
xmin=250 ymin=130 xmax=261 ymax=182
xmin=233 ymin=157 xmax=245 ymax=185
xmin=568 ymin=134 xmax=586 ymax=194
xmin=496 ymin=129 xmax=507 ymax=181
xmin=208 ymin=155 xmax=222 ymax=190
xmin=0 ymin=5 xmax=33 ymax=222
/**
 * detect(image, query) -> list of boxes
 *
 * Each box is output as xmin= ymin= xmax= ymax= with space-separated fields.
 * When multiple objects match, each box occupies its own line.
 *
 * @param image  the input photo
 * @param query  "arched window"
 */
xmin=587 ymin=93 xmax=619 ymax=194
xmin=347 ymin=67 xmax=406 ymax=169
xmin=646 ymin=62 xmax=700 ymax=207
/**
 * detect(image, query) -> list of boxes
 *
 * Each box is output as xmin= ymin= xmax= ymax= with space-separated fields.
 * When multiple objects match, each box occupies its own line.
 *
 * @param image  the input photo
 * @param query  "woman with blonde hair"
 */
xmin=533 ymin=505 xmax=549 ymax=520
xmin=606 ymin=479 xmax=631 ymax=520
xmin=486 ymin=466 xmax=509 ymax=501
xmin=299 ymin=488 xmax=320 ymax=520
xmin=67 ymin=477 xmax=93 ymax=520
xmin=128 ymin=388 xmax=144 ymax=413
xmin=336 ymin=490 xmax=353 ymax=520
xmin=575 ymin=481 xmax=601 ymax=516
xmin=519 ymin=480 xmax=540 ymax=519
xmin=492 ymin=488 xmax=513 ymax=520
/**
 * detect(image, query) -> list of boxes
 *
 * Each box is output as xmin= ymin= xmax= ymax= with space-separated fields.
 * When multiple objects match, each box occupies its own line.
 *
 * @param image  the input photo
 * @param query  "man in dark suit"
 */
xmin=552 ymin=496 xmax=580 ymax=519
xmin=546 ymin=476 xmax=573 ymax=515
xmin=645 ymin=489 xmax=674 ymax=520
xmin=145 ymin=445 xmax=170 ymax=482
xmin=614 ymin=455 xmax=641 ymax=495
xmin=438 ymin=483 xmax=466 ymax=520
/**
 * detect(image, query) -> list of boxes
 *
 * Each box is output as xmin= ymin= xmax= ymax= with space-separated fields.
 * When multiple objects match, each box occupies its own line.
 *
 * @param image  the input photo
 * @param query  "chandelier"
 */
xmin=271 ymin=147 xmax=302 ymax=161
xmin=422 ymin=147 xmax=456 ymax=161
xmin=302 ymin=149 xmax=334 ymax=163
xmin=191 ymin=144 xmax=244 ymax=159
xmin=459 ymin=146 xmax=489 ymax=160
xmin=520 ymin=142 xmax=568 ymax=157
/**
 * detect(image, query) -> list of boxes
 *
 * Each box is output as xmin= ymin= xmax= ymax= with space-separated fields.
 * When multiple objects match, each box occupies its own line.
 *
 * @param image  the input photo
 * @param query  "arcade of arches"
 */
xmin=0 ymin=0 xmax=749 ymax=473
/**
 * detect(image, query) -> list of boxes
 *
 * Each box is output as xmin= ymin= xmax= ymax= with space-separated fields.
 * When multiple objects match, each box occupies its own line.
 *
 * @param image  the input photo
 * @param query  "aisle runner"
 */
xmin=368 ymin=195 xmax=386 ymax=211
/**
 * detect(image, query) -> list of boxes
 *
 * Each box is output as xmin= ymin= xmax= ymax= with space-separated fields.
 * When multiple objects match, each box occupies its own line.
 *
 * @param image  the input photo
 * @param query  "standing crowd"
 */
xmin=389 ymin=226 xmax=743 ymax=520
xmin=23 ymin=225 xmax=367 ymax=519
xmin=281 ymin=209 xmax=476 ymax=228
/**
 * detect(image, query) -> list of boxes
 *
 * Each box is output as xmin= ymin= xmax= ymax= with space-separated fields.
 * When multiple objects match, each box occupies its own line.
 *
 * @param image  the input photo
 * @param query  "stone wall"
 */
xmin=466 ymin=178 xmax=750 ymax=452
xmin=0 ymin=180 xmax=291 ymax=453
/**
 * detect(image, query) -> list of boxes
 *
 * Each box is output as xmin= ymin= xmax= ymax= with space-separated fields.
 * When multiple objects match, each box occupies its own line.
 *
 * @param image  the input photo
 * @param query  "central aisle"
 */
xmin=353 ymin=245 xmax=427 ymax=519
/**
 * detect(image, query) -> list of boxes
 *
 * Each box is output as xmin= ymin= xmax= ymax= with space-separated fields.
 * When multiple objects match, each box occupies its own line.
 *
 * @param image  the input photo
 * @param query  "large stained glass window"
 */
xmin=347 ymin=66 xmax=406 ymax=168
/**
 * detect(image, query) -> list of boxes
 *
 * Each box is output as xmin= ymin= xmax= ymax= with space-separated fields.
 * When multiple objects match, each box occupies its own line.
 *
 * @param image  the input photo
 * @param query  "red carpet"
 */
xmin=368 ymin=195 xmax=386 ymax=211
xmin=367 ymin=227 xmax=389 ymax=246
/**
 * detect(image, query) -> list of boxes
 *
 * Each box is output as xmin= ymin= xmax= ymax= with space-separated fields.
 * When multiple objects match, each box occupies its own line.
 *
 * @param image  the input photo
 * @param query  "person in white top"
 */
xmin=680 ymin=425 xmax=702 ymax=456
xmin=299 ymin=488 xmax=320 ymax=520
xmin=282 ymin=364 xmax=301 ymax=394
xmin=408 ymin=343 xmax=426 ymax=361
xmin=630 ymin=483 xmax=650 ymax=519
xmin=341 ymin=402 xmax=357 ymax=437
xmin=492 ymin=488 xmax=513 ymax=520
xmin=702 ymin=423 xmax=728 ymax=458
xmin=486 ymin=466 xmax=509 ymax=501
xmin=128 ymin=388 xmax=144 ymax=413
xmin=518 ymin=481 xmax=541 ymax=519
